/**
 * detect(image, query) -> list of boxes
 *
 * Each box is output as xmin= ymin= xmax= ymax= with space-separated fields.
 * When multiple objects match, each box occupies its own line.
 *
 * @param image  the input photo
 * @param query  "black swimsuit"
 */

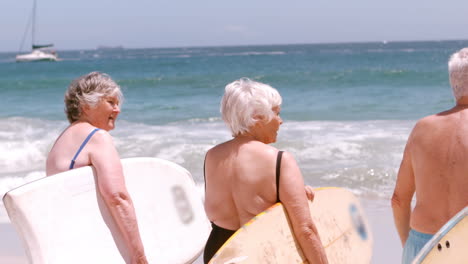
xmin=203 ymin=151 xmax=284 ymax=263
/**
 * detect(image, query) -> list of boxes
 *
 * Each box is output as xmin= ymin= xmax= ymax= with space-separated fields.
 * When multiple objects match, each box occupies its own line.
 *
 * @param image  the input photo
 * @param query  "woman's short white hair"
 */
xmin=64 ymin=72 xmax=123 ymax=123
xmin=220 ymin=78 xmax=282 ymax=136
xmin=449 ymin=48 xmax=468 ymax=100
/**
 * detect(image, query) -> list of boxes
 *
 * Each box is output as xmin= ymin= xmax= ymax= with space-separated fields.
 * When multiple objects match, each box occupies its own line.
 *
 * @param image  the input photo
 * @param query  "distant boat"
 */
xmin=97 ymin=45 xmax=124 ymax=50
xmin=16 ymin=0 xmax=58 ymax=62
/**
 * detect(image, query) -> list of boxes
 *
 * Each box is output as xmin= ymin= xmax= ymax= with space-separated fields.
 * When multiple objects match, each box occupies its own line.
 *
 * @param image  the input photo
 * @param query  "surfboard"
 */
xmin=2 ymin=157 xmax=211 ymax=264
xmin=209 ymin=187 xmax=373 ymax=264
xmin=412 ymin=206 xmax=468 ymax=264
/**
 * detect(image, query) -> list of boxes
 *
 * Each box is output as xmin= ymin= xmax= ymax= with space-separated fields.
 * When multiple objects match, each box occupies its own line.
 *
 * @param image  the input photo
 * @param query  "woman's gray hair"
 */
xmin=220 ymin=78 xmax=282 ymax=136
xmin=449 ymin=48 xmax=468 ymax=100
xmin=64 ymin=72 xmax=123 ymax=123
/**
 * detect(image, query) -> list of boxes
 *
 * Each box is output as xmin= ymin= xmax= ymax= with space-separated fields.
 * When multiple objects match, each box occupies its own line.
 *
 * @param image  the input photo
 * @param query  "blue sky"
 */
xmin=2 ymin=0 xmax=468 ymax=52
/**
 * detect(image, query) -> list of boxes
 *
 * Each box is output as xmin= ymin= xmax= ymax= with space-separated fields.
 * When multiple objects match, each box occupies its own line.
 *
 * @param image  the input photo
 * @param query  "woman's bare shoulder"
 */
xmin=278 ymin=150 xmax=300 ymax=169
xmin=206 ymin=140 xmax=280 ymax=164
xmin=239 ymin=141 xmax=280 ymax=161
xmin=90 ymin=129 xmax=112 ymax=142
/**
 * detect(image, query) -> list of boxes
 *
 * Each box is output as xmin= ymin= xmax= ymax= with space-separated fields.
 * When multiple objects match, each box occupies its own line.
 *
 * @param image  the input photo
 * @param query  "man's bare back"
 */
xmin=407 ymin=105 xmax=468 ymax=233
xmin=392 ymin=48 xmax=468 ymax=263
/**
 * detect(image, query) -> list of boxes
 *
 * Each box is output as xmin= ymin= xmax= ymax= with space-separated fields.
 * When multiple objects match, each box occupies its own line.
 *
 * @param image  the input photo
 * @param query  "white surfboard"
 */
xmin=412 ymin=206 xmax=468 ymax=264
xmin=3 ymin=157 xmax=211 ymax=264
xmin=209 ymin=187 xmax=373 ymax=264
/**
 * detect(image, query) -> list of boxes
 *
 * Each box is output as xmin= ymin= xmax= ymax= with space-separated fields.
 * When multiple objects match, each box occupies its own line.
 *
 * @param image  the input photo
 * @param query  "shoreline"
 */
xmin=0 ymin=197 xmax=401 ymax=264
xmin=362 ymin=199 xmax=401 ymax=264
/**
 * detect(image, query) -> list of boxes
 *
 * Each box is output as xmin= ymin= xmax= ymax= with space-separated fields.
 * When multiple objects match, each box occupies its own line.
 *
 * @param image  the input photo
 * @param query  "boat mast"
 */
xmin=18 ymin=0 xmax=35 ymax=52
xmin=32 ymin=0 xmax=36 ymax=45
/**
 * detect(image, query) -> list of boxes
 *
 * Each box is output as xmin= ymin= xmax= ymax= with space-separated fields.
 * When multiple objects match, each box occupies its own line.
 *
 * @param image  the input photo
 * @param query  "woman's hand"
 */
xmin=305 ymin=185 xmax=315 ymax=201
xmin=132 ymin=254 xmax=148 ymax=264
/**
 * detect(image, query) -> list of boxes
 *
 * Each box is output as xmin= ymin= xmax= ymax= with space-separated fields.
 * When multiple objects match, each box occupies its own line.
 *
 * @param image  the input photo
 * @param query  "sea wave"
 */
xmin=216 ymin=51 xmax=286 ymax=57
xmin=0 ymin=117 xmax=414 ymax=222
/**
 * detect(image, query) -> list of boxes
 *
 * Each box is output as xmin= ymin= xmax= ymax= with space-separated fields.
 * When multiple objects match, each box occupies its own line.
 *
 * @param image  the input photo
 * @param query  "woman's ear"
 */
xmin=253 ymin=114 xmax=266 ymax=122
xmin=81 ymin=104 xmax=91 ymax=116
xmin=251 ymin=115 xmax=266 ymax=131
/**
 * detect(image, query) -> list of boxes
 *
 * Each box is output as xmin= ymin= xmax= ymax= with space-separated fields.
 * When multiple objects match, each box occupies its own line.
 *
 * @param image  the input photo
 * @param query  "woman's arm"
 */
xmin=279 ymin=151 xmax=328 ymax=264
xmin=90 ymin=131 xmax=148 ymax=264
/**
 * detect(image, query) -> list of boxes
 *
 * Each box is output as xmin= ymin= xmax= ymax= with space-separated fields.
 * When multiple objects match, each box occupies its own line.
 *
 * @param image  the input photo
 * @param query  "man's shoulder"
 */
xmin=406 ymin=115 xmax=440 ymax=143
xmin=414 ymin=114 xmax=442 ymax=129
xmin=410 ymin=112 xmax=455 ymax=143
xmin=415 ymin=107 xmax=460 ymax=127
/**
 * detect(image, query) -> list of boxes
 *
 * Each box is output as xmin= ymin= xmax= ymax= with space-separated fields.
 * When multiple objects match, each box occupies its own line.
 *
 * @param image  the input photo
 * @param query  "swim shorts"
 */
xmin=402 ymin=229 xmax=434 ymax=264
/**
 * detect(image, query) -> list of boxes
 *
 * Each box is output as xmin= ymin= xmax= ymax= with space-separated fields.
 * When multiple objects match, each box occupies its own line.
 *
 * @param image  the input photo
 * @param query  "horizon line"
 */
xmin=2 ymin=38 xmax=468 ymax=54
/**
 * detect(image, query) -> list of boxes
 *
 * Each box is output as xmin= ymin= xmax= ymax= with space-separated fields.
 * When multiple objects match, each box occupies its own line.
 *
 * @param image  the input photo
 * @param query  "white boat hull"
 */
xmin=16 ymin=50 xmax=58 ymax=62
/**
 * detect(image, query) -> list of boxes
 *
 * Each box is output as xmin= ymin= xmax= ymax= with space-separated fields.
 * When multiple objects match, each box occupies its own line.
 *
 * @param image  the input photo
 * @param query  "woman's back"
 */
xmin=204 ymin=137 xmax=279 ymax=229
xmin=203 ymin=77 xmax=328 ymax=264
xmin=46 ymin=122 xmax=102 ymax=176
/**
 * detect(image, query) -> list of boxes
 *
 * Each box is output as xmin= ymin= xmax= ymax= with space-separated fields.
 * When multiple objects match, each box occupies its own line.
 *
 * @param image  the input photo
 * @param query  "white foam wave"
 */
xmin=174 ymin=54 xmax=192 ymax=58
xmin=0 ymin=117 xmax=414 ymax=222
xmin=207 ymin=51 xmax=286 ymax=57
xmin=0 ymin=117 xmax=67 ymax=175
xmin=278 ymin=120 xmax=413 ymax=199
xmin=367 ymin=48 xmax=416 ymax=54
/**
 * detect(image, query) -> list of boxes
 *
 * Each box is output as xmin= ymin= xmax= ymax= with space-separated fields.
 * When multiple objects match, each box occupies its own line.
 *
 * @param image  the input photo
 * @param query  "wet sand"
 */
xmin=0 ymin=222 xmax=27 ymax=264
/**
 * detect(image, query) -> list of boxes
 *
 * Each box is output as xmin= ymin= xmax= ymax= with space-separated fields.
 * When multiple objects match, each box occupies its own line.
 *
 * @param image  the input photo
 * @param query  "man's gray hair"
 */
xmin=449 ymin=48 xmax=468 ymax=100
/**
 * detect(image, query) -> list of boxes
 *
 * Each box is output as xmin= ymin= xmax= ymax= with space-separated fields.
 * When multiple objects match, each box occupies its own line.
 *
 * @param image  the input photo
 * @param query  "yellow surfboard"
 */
xmin=412 ymin=206 xmax=468 ymax=264
xmin=209 ymin=187 xmax=373 ymax=264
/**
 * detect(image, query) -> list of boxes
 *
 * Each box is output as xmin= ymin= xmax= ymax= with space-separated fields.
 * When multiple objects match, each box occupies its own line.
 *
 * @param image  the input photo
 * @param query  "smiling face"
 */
xmin=82 ymin=95 xmax=121 ymax=131
xmin=252 ymin=106 xmax=283 ymax=144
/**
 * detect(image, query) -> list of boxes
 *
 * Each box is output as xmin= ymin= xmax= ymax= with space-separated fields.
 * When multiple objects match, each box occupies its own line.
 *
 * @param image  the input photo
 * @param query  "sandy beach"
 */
xmin=364 ymin=199 xmax=402 ymax=264
xmin=0 ymin=197 xmax=401 ymax=264
xmin=0 ymin=222 xmax=27 ymax=264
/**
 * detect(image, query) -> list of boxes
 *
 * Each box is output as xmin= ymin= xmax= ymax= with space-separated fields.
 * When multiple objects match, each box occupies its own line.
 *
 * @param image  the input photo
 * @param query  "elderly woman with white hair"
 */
xmin=46 ymin=72 xmax=148 ymax=264
xmin=203 ymin=78 xmax=328 ymax=264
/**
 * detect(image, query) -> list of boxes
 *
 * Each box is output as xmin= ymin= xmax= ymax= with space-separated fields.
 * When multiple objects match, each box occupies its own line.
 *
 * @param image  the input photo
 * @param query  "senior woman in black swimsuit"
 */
xmin=46 ymin=72 xmax=148 ymax=264
xmin=203 ymin=78 xmax=328 ymax=263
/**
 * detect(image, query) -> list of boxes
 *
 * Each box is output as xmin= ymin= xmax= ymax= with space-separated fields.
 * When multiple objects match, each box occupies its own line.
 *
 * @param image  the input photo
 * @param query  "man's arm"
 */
xmin=391 ymin=138 xmax=416 ymax=246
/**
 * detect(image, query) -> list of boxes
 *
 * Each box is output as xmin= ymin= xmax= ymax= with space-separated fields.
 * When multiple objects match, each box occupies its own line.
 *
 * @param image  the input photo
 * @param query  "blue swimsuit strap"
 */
xmin=69 ymin=128 xmax=101 ymax=169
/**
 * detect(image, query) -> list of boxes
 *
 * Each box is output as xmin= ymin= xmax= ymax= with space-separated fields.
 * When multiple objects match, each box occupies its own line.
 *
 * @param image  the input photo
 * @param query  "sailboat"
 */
xmin=16 ymin=0 xmax=58 ymax=62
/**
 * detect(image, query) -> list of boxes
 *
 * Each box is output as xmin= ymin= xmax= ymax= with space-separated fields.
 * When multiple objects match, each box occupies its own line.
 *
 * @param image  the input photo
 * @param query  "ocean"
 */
xmin=0 ymin=40 xmax=466 ymax=223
